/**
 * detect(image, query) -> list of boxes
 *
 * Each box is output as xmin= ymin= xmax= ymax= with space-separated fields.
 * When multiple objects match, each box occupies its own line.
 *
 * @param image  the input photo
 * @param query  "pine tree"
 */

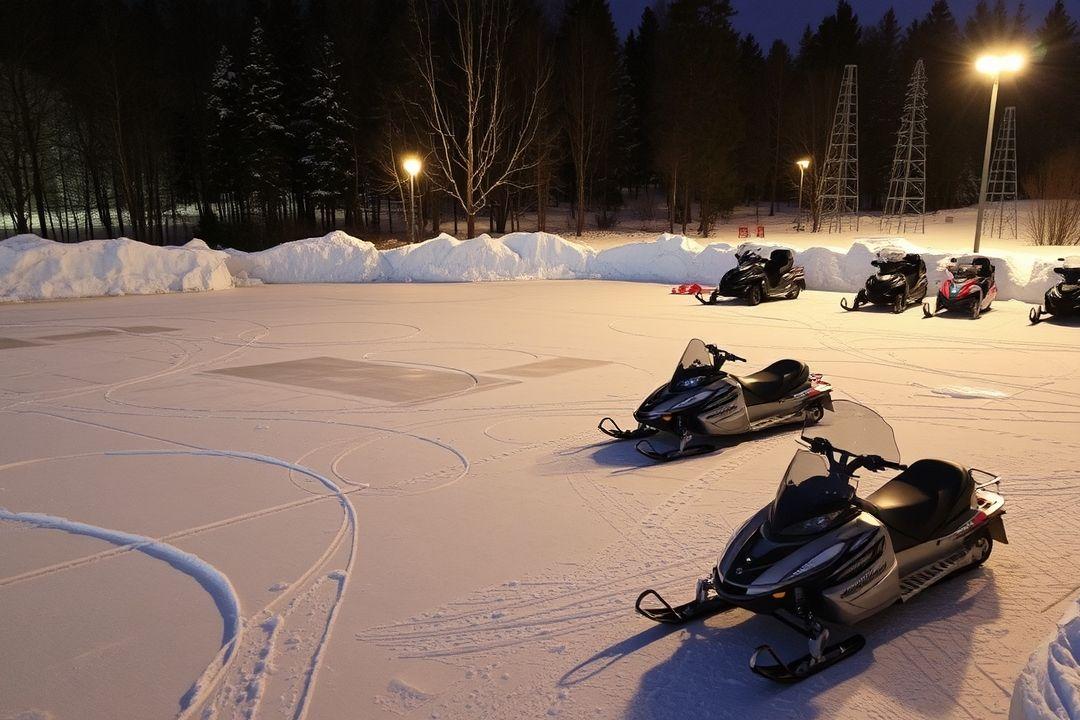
xmin=241 ymin=19 xmax=287 ymax=220
xmin=299 ymin=36 xmax=353 ymax=230
xmin=206 ymin=46 xmax=244 ymax=222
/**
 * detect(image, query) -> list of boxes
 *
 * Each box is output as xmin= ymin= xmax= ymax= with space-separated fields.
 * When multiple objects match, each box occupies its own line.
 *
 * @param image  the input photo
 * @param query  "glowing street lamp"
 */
xmin=402 ymin=156 xmax=423 ymax=243
xmin=795 ymin=159 xmax=811 ymax=232
xmin=972 ymin=52 xmax=1024 ymax=252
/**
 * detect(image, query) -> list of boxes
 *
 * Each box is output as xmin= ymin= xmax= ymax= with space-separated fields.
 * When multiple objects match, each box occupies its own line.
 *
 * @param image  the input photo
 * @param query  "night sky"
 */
xmin=610 ymin=0 xmax=1080 ymax=46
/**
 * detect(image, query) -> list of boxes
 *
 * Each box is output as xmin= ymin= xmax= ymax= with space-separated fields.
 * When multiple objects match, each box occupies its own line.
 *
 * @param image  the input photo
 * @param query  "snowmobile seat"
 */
xmin=972 ymin=257 xmax=994 ymax=278
xmin=733 ymin=359 xmax=809 ymax=405
xmin=864 ymin=459 xmax=974 ymax=551
xmin=764 ymin=249 xmax=794 ymax=285
xmin=903 ymin=255 xmax=924 ymax=285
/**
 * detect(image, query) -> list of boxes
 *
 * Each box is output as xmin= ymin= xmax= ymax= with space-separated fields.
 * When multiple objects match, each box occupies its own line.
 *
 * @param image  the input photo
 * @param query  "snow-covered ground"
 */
xmin=0 ymin=281 xmax=1077 ymax=719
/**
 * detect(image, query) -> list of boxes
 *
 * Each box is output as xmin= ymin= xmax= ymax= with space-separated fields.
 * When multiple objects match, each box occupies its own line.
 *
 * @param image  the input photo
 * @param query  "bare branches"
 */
xmin=408 ymin=0 xmax=550 ymax=238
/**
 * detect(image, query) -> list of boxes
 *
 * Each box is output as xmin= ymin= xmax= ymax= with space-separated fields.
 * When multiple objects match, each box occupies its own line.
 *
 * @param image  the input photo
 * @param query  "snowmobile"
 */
xmin=1029 ymin=256 xmax=1080 ymax=324
xmin=923 ymin=255 xmax=998 ymax=319
xmin=840 ymin=248 xmax=927 ymax=314
xmin=696 ymin=247 xmax=806 ymax=306
xmin=634 ymin=400 xmax=1006 ymax=682
xmin=597 ymin=339 xmax=833 ymax=462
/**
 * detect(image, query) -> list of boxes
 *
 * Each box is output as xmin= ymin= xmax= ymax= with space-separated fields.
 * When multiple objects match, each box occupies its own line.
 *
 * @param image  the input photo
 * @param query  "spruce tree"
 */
xmin=206 ymin=47 xmax=244 ymax=222
xmin=299 ymin=36 xmax=353 ymax=230
xmin=241 ymin=19 xmax=287 ymax=220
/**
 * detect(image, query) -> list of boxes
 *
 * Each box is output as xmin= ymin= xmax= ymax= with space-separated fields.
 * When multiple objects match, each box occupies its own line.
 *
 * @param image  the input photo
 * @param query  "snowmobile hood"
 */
xmin=868 ymin=273 xmax=905 ymax=289
xmin=636 ymin=377 xmax=736 ymax=417
xmin=716 ymin=508 xmax=875 ymax=596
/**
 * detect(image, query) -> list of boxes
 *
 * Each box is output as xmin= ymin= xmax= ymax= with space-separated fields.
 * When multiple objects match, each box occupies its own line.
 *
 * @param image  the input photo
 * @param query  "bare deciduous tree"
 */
xmin=409 ymin=0 xmax=549 ymax=239
xmin=1025 ymin=147 xmax=1080 ymax=246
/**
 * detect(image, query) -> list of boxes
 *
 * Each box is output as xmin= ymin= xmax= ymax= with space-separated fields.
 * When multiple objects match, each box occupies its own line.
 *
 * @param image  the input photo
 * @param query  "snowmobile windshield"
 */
xmin=768 ymin=451 xmax=854 ymax=537
xmin=769 ymin=402 xmax=901 ymax=536
xmin=1056 ymin=258 xmax=1080 ymax=283
xmin=735 ymin=246 xmax=765 ymax=265
xmin=800 ymin=400 xmax=901 ymax=463
xmin=875 ymin=260 xmax=911 ymax=276
xmin=669 ymin=339 xmax=718 ymax=390
xmin=949 ymin=264 xmax=980 ymax=280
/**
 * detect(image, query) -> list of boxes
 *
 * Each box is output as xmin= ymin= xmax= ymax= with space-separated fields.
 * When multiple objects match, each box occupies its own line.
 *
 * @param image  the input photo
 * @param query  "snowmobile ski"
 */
xmin=749 ymin=633 xmax=866 ymax=683
xmin=635 ymin=438 xmax=717 ymax=462
xmin=635 ymin=588 xmax=734 ymax=625
xmin=597 ymin=417 xmax=659 ymax=441
xmin=694 ymin=289 xmax=722 ymax=305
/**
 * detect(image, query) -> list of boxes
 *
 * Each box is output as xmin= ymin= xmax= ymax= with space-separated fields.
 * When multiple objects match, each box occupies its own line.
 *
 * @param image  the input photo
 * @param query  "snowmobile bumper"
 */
xmin=598 ymin=417 xmax=659 ymax=440
xmin=635 ymin=578 xmax=735 ymax=625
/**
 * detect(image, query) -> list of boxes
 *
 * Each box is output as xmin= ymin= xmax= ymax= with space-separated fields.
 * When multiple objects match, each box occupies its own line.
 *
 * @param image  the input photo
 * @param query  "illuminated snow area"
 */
xmin=0 ymin=281 xmax=1076 ymax=719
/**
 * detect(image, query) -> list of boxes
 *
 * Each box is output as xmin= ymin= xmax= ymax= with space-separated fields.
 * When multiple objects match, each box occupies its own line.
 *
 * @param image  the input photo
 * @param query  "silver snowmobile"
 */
xmin=634 ymin=400 xmax=1007 ymax=682
xmin=598 ymin=339 xmax=833 ymax=461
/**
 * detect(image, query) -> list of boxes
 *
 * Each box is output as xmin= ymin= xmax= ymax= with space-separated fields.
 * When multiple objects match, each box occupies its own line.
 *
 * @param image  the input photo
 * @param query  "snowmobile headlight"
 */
xmin=784 ymin=542 xmax=845 ymax=581
xmin=671 ymin=391 xmax=713 ymax=411
xmin=782 ymin=510 xmax=846 ymax=536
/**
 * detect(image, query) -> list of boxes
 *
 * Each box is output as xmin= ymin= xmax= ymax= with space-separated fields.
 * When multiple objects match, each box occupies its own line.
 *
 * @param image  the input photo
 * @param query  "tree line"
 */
xmin=1 ymin=0 xmax=1077 ymax=249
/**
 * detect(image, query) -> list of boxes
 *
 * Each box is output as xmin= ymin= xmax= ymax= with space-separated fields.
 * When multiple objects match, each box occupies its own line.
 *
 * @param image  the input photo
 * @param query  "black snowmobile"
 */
xmin=696 ymin=247 xmax=806 ymax=306
xmin=1030 ymin=256 xmax=1080 ymax=324
xmin=598 ymin=339 xmax=833 ymax=462
xmin=923 ymin=255 xmax=998 ymax=319
xmin=634 ymin=400 xmax=1006 ymax=682
xmin=841 ymin=249 xmax=927 ymax=314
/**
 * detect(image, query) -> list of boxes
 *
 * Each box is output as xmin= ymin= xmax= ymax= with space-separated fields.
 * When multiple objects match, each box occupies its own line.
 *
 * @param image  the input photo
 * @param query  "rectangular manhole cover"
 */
xmin=208 ymin=356 xmax=509 ymax=402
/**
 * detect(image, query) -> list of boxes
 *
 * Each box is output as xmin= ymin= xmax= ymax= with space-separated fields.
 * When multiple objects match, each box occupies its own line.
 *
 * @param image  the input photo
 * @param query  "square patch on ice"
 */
xmin=488 ymin=356 xmax=609 ymax=377
xmin=0 ymin=337 xmax=42 ymax=350
xmin=38 ymin=329 xmax=121 ymax=341
xmin=112 ymin=325 xmax=179 ymax=334
xmin=206 ymin=356 xmax=510 ymax=402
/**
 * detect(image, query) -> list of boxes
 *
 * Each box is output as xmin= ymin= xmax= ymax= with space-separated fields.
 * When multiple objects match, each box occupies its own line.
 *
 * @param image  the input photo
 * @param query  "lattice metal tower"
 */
xmin=819 ymin=64 xmax=860 ymax=233
xmin=881 ymin=59 xmax=928 ymax=234
xmin=985 ymin=106 xmax=1018 ymax=239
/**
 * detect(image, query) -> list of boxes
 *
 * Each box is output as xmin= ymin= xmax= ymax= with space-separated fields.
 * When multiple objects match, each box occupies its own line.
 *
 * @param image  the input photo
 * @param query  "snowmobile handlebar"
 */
xmin=805 ymin=437 xmax=907 ymax=475
xmin=704 ymin=344 xmax=746 ymax=364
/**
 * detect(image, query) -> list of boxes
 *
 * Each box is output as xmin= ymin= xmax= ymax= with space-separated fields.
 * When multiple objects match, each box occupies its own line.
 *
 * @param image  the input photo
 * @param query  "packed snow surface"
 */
xmin=0 ymin=235 xmax=232 ymax=301
xmin=1 ymin=281 xmax=1078 ymax=719
xmin=1011 ymin=598 xmax=1080 ymax=719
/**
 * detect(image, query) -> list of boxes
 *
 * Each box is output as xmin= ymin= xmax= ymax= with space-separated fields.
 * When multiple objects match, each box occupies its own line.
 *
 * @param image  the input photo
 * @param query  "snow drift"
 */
xmin=0 ymin=229 xmax=1066 ymax=303
xmin=223 ymin=230 xmax=387 ymax=283
xmin=224 ymin=230 xmax=1059 ymax=303
xmin=1010 ymin=597 xmax=1080 ymax=719
xmin=0 ymin=235 xmax=233 ymax=302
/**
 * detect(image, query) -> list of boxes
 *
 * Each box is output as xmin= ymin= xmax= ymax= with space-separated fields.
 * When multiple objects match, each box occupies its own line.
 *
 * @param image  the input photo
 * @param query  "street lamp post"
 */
xmin=403 ymin=156 xmax=423 ymax=243
xmin=972 ymin=53 xmax=1023 ymax=253
xmin=796 ymin=159 xmax=810 ymax=232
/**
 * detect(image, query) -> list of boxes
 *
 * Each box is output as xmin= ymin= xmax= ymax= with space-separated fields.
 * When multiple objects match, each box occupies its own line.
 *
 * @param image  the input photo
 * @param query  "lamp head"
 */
xmin=796 ymin=159 xmax=810 ymax=170
xmin=976 ymin=52 xmax=1025 ymax=76
xmin=403 ymin=156 xmax=423 ymax=177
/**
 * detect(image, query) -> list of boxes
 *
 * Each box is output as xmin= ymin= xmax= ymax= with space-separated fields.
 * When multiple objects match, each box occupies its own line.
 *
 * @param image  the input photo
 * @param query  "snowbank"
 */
xmin=383 ymin=232 xmax=593 ymax=281
xmin=222 ymin=230 xmax=1058 ymax=302
xmin=223 ymin=230 xmax=387 ymax=283
xmin=0 ymin=228 xmax=1065 ymax=303
xmin=0 ymin=235 xmax=233 ymax=302
xmin=1010 ymin=597 xmax=1080 ymax=719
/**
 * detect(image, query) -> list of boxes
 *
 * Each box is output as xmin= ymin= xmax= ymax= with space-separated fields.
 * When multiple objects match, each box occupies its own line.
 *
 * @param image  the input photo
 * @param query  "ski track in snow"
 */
xmin=0 ymin=507 xmax=243 ymax=716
